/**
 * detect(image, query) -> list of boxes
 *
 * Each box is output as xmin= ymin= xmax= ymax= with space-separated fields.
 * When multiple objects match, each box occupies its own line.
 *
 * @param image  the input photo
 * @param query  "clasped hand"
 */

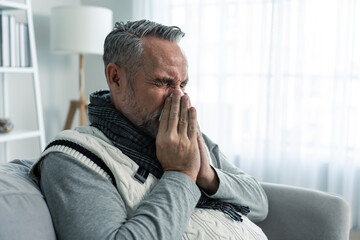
xmin=156 ymin=90 xmax=219 ymax=194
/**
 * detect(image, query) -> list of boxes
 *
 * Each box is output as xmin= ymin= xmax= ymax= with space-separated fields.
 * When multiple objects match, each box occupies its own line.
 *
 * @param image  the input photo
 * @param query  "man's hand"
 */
xmin=156 ymin=91 xmax=200 ymax=182
xmin=196 ymin=130 xmax=220 ymax=195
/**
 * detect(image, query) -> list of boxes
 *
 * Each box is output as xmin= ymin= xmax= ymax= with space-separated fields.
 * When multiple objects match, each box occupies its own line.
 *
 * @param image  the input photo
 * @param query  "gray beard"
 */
xmin=138 ymin=109 xmax=162 ymax=138
xmin=119 ymin=71 xmax=166 ymax=138
xmin=121 ymin=86 xmax=162 ymax=138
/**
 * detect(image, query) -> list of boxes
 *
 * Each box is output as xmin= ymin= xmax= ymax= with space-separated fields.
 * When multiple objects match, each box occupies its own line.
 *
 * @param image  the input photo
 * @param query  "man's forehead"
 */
xmin=142 ymin=36 xmax=187 ymax=80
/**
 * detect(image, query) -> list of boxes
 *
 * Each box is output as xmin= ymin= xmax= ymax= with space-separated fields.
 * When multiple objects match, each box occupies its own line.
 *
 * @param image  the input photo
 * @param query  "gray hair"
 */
xmin=103 ymin=19 xmax=185 ymax=83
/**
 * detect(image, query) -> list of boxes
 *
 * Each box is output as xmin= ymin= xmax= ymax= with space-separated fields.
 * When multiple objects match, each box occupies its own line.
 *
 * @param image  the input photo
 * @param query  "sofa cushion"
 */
xmin=0 ymin=159 xmax=56 ymax=240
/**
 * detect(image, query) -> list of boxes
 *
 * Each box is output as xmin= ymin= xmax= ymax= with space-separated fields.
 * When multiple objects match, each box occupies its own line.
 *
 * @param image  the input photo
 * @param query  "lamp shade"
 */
xmin=51 ymin=5 xmax=113 ymax=55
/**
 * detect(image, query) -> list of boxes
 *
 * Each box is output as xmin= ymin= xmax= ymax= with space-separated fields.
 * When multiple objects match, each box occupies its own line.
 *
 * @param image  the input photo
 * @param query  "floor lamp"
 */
xmin=50 ymin=5 xmax=113 ymax=130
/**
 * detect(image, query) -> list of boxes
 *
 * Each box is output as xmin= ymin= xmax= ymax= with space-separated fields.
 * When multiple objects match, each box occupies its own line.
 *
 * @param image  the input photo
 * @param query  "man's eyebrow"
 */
xmin=154 ymin=77 xmax=189 ymax=86
xmin=154 ymin=77 xmax=175 ymax=85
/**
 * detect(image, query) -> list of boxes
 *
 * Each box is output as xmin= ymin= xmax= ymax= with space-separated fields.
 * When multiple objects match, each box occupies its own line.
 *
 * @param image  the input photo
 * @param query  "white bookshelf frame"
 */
xmin=0 ymin=0 xmax=45 ymax=162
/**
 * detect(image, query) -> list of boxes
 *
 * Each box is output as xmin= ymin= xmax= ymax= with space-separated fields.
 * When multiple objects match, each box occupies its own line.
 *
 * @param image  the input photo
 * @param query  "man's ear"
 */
xmin=106 ymin=63 xmax=126 ymax=91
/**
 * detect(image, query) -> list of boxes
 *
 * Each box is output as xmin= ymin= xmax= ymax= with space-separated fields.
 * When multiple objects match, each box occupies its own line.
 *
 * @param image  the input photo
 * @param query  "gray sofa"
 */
xmin=0 ymin=159 xmax=351 ymax=240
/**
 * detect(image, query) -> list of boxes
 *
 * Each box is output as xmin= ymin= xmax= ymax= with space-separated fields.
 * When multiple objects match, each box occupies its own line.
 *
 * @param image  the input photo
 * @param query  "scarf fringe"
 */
xmin=196 ymin=196 xmax=250 ymax=222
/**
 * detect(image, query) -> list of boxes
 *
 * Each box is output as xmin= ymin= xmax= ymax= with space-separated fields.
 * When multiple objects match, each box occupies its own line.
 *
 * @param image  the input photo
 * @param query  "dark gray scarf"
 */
xmin=88 ymin=90 xmax=249 ymax=221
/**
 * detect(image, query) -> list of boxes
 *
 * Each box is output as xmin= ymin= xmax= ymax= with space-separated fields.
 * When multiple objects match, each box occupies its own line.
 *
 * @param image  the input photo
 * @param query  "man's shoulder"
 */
xmin=67 ymin=125 xmax=108 ymax=140
xmin=45 ymin=126 xmax=112 ymax=148
xmin=29 ymin=126 xmax=113 ymax=181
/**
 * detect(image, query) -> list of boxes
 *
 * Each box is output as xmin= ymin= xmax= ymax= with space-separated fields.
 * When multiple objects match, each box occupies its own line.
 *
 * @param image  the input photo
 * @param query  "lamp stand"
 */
xmin=64 ymin=54 xmax=90 ymax=130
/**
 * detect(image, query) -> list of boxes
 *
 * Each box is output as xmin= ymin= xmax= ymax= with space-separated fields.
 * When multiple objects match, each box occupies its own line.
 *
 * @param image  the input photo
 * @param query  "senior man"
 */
xmin=31 ymin=20 xmax=268 ymax=239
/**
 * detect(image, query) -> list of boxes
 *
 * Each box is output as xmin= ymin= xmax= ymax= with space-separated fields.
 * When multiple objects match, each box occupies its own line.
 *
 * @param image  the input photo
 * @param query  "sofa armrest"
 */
xmin=256 ymin=182 xmax=350 ymax=240
xmin=0 ymin=159 xmax=56 ymax=240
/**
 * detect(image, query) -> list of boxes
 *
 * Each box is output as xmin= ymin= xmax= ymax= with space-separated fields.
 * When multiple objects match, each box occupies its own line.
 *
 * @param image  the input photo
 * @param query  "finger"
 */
xmin=158 ymin=96 xmax=172 ymax=133
xmin=168 ymin=90 xmax=182 ymax=133
xmin=197 ymin=130 xmax=208 ymax=160
xmin=197 ymin=136 xmax=207 ymax=164
xmin=184 ymin=92 xmax=193 ymax=107
xmin=196 ymin=123 xmax=202 ymax=139
xmin=178 ymin=95 xmax=189 ymax=135
xmin=187 ymin=106 xmax=198 ymax=139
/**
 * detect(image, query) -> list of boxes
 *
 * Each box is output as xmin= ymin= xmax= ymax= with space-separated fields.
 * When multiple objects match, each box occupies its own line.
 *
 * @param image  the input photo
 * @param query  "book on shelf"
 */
xmin=0 ymin=13 xmax=30 ymax=68
xmin=10 ymin=15 xmax=17 ymax=67
xmin=1 ymin=14 xmax=10 ymax=67
xmin=15 ymin=22 xmax=20 ymax=66
xmin=19 ymin=22 xmax=30 ymax=67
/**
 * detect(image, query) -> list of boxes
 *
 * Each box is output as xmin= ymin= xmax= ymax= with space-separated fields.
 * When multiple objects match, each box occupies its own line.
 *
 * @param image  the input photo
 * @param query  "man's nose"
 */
xmin=169 ymin=88 xmax=184 ymax=97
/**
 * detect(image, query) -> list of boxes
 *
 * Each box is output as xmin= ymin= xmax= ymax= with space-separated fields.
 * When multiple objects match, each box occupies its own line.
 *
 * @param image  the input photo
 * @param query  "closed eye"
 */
xmin=153 ymin=77 xmax=189 ymax=90
xmin=154 ymin=78 xmax=174 ymax=87
xmin=180 ymin=78 xmax=189 ymax=89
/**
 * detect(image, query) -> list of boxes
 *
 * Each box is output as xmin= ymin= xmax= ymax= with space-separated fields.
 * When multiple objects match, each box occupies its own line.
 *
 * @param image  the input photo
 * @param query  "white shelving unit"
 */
xmin=0 ymin=0 xmax=45 ymax=162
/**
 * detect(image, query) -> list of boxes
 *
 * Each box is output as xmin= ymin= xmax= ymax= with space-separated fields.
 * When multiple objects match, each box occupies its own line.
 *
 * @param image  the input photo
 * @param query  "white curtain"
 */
xmin=134 ymin=0 xmax=360 ymax=230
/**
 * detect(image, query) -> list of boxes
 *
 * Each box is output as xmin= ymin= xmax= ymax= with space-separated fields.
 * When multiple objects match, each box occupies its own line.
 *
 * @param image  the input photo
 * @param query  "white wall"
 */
xmin=35 ymin=0 xmax=136 ymax=138
xmin=81 ymin=0 xmax=135 ymax=114
xmin=4 ymin=0 xmax=135 ymax=160
xmin=32 ymin=0 xmax=80 ymax=143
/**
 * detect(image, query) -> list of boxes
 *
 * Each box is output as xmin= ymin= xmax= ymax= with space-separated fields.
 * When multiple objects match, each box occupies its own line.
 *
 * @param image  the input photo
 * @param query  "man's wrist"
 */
xmin=196 ymin=167 xmax=219 ymax=195
xmin=163 ymin=171 xmax=202 ymax=200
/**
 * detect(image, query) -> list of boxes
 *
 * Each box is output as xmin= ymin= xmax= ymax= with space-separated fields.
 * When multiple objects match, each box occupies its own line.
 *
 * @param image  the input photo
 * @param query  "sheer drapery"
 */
xmin=134 ymin=0 xmax=360 ymax=229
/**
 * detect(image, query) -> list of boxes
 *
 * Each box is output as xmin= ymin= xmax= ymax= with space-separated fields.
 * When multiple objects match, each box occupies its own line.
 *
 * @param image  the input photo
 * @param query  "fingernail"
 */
xmin=181 ymin=95 xmax=188 ymax=101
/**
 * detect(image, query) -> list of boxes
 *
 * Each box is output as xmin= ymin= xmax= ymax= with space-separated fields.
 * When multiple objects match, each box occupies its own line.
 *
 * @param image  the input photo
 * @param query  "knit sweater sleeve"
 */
xmin=203 ymin=135 xmax=269 ymax=222
xmin=39 ymin=152 xmax=201 ymax=240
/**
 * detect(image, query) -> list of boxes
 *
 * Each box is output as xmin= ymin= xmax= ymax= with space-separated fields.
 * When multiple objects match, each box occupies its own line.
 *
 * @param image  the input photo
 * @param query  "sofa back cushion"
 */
xmin=0 ymin=159 xmax=56 ymax=240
